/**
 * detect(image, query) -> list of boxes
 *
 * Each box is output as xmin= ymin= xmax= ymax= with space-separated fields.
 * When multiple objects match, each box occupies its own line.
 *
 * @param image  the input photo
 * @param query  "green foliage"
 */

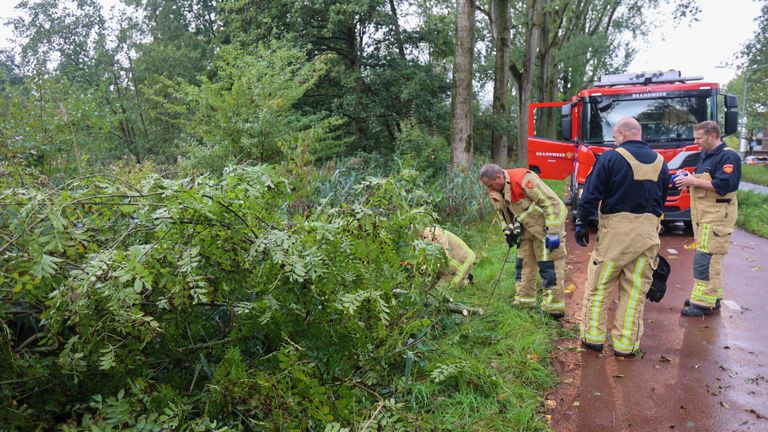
xmin=404 ymin=218 xmax=559 ymax=430
xmin=741 ymin=164 xmax=768 ymax=186
xmin=732 ymin=1 xmax=768 ymax=133
xmin=428 ymin=167 xmax=494 ymax=224
xmin=0 ymin=161 xmax=447 ymax=429
xmin=218 ymin=0 xmax=453 ymax=155
xmin=164 ymin=42 xmax=342 ymax=171
xmin=394 ymin=120 xmax=450 ymax=181
xmin=737 ymin=190 xmax=768 ymax=238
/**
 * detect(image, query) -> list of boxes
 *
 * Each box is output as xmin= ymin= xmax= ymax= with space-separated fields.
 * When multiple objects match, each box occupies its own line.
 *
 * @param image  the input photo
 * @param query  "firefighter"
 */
xmin=479 ymin=164 xmax=567 ymax=319
xmin=420 ymin=226 xmax=476 ymax=290
xmin=674 ymin=121 xmax=741 ymax=316
xmin=575 ymin=117 xmax=669 ymax=356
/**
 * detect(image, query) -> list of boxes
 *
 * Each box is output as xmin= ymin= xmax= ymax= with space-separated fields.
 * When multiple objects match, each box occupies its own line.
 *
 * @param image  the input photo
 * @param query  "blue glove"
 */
xmin=545 ymin=232 xmax=560 ymax=251
xmin=574 ymin=219 xmax=589 ymax=247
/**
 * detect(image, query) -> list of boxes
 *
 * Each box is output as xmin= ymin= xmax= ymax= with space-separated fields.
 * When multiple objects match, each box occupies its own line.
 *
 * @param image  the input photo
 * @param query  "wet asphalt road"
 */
xmin=547 ymin=224 xmax=768 ymax=431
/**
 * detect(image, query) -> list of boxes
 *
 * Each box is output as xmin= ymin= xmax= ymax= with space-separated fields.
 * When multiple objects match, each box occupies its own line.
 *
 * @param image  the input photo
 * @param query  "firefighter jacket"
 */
xmin=690 ymin=144 xmax=741 ymax=254
xmin=488 ymin=168 xmax=567 ymax=241
xmin=421 ymin=226 xmax=476 ymax=289
xmin=578 ymin=140 xmax=669 ymax=220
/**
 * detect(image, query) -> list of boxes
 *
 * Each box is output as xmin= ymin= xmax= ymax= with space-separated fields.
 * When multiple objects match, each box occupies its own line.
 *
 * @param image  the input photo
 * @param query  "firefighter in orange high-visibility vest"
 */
xmin=479 ymin=163 xmax=567 ymax=319
xmin=420 ymin=226 xmax=476 ymax=290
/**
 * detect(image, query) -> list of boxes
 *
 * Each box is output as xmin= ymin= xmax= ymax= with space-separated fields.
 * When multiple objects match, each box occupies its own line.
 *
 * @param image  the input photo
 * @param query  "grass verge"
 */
xmin=741 ymin=164 xmax=768 ymax=186
xmin=737 ymin=190 xmax=768 ymax=238
xmin=407 ymin=218 xmax=561 ymax=430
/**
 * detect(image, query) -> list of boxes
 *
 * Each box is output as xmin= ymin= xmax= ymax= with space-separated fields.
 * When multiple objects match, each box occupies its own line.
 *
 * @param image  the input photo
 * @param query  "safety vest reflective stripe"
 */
xmin=541 ymin=237 xmax=549 ymax=261
xmin=619 ymin=257 xmax=646 ymax=348
xmin=541 ymin=288 xmax=564 ymax=310
xmin=516 ymin=202 xmax=543 ymax=223
xmin=542 ymin=301 xmax=565 ymax=310
xmin=588 ymin=260 xmax=615 ymax=341
xmin=699 ymin=223 xmax=711 ymax=253
xmin=613 ymin=339 xmax=639 ymax=353
xmin=532 ymin=185 xmax=565 ymax=227
xmin=692 ymin=281 xmax=717 ymax=303
xmin=514 ymin=296 xmax=537 ymax=304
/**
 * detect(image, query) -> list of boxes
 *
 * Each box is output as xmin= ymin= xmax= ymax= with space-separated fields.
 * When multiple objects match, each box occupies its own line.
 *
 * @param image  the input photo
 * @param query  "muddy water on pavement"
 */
xmin=547 ymin=227 xmax=768 ymax=431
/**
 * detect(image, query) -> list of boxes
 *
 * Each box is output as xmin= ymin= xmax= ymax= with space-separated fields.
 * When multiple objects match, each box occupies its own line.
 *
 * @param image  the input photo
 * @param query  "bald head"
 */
xmin=613 ymin=117 xmax=642 ymax=145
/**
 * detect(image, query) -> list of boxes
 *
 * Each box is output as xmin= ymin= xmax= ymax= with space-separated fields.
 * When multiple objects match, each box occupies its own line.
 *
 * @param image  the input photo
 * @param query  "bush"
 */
xmin=0 ymin=161 xmax=450 ymax=430
xmin=394 ymin=120 xmax=450 ymax=182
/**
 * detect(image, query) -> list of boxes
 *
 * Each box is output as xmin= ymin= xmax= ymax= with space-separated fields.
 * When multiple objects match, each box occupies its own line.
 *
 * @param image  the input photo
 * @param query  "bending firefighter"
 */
xmin=420 ymin=226 xmax=476 ymax=290
xmin=575 ymin=117 xmax=669 ymax=356
xmin=674 ymin=121 xmax=741 ymax=317
xmin=480 ymin=164 xmax=568 ymax=319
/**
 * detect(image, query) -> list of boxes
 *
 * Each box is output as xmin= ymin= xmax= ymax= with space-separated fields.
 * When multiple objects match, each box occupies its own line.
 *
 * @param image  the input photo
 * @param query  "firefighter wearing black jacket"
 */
xmin=575 ymin=117 xmax=670 ymax=356
xmin=675 ymin=121 xmax=741 ymax=317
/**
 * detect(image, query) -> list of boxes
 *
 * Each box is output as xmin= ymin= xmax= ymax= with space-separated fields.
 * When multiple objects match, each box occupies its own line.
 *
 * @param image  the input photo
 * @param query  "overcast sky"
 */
xmin=627 ymin=0 xmax=763 ymax=86
xmin=0 ymin=0 xmax=763 ymax=87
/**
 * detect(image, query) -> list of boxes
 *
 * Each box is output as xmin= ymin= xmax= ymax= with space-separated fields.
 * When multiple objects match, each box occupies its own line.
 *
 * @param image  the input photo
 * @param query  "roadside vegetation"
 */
xmin=737 ymin=191 xmax=768 ymax=238
xmin=741 ymin=164 xmax=768 ymax=186
xmin=6 ymin=0 xmax=768 ymax=429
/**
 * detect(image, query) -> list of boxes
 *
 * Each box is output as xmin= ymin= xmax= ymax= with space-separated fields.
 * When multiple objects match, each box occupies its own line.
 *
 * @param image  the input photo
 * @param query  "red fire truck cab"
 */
xmin=527 ymin=70 xmax=739 ymax=221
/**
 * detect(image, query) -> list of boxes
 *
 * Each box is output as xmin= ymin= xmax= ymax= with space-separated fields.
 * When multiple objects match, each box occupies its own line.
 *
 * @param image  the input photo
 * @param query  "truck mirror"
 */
xmin=724 ymin=111 xmax=738 ymax=136
xmin=724 ymin=94 xmax=738 ymax=109
xmin=561 ymin=103 xmax=572 ymax=141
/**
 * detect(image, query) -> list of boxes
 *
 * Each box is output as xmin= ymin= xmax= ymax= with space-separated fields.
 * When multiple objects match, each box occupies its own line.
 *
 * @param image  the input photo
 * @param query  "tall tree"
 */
xmin=451 ymin=0 xmax=475 ymax=170
xmin=219 ymin=0 xmax=453 ymax=156
xmin=512 ymin=0 xmax=542 ymax=165
xmin=732 ymin=0 xmax=768 ymax=135
xmin=490 ymin=0 xmax=511 ymax=166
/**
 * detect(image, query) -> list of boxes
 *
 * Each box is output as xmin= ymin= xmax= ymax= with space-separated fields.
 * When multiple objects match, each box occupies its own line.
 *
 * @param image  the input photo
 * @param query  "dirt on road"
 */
xmin=547 ymin=225 xmax=768 ymax=431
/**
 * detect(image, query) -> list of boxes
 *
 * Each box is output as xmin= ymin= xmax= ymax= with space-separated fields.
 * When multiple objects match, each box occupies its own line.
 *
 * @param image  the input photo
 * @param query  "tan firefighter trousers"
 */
xmin=689 ymin=172 xmax=737 ymax=308
xmin=513 ymin=231 xmax=567 ymax=314
xmin=580 ymin=212 xmax=660 ymax=354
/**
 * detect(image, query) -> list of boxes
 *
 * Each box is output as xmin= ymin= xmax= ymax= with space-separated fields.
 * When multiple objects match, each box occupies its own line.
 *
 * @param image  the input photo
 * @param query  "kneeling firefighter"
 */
xmin=479 ymin=163 xmax=568 ymax=319
xmin=420 ymin=226 xmax=476 ymax=290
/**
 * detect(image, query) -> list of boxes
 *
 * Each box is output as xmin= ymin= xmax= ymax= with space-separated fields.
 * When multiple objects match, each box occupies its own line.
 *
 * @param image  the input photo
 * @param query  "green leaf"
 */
xmin=31 ymin=254 xmax=63 ymax=278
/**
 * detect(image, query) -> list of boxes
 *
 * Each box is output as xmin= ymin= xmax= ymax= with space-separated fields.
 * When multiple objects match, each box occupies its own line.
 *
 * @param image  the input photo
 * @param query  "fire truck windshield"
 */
xmin=583 ymin=96 xmax=710 ymax=145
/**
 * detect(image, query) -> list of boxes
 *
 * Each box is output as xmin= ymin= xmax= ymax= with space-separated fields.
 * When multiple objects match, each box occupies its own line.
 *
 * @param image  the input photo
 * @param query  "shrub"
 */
xmin=0 ymin=161 xmax=448 ymax=430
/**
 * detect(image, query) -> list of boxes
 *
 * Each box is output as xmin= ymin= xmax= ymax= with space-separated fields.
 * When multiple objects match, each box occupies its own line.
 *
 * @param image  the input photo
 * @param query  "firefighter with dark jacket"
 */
xmin=675 ymin=121 xmax=741 ymax=317
xmin=575 ymin=117 xmax=669 ymax=356
xmin=479 ymin=163 xmax=567 ymax=319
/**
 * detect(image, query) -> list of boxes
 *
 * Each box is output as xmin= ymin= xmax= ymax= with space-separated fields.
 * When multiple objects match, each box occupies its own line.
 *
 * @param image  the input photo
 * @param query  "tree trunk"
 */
xmin=491 ymin=0 xmax=511 ymax=167
xmin=451 ymin=0 xmax=475 ymax=171
xmin=536 ymin=0 xmax=564 ymax=139
xmin=517 ymin=0 xmax=542 ymax=165
xmin=347 ymin=20 xmax=365 ymax=142
xmin=388 ymin=0 xmax=407 ymax=60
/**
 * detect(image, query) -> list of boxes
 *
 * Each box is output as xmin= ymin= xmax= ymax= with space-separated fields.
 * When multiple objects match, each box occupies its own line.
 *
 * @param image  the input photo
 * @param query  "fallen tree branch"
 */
xmin=447 ymin=302 xmax=484 ymax=316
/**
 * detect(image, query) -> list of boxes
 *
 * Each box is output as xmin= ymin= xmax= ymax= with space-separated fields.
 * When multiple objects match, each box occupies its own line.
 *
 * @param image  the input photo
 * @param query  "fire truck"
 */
xmin=527 ymin=70 xmax=739 ymax=222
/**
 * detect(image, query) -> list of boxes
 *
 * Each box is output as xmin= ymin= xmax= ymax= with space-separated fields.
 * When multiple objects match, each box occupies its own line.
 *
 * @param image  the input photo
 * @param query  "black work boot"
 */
xmin=683 ymin=298 xmax=721 ymax=310
xmin=548 ymin=311 xmax=565 ymax=320
xmin=581 ymin=339 xmax=604 ymax=352
xmin=612 ymin=347 xmax=636 ymax=357
xmin=681 ymin=304 xmax=712 ymax=317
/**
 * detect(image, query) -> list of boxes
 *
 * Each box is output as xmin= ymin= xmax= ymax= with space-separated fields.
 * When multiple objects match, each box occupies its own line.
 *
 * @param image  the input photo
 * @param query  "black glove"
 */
xmin=503 ymin=222 xmax=521 ymax=248
xmin=574 ymin=218 xmax=589 ymax=247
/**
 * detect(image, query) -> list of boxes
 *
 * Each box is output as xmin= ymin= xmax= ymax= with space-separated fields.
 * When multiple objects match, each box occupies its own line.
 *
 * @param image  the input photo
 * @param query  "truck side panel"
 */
xmin=527 ymin=102 xmax=575 ymax=180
